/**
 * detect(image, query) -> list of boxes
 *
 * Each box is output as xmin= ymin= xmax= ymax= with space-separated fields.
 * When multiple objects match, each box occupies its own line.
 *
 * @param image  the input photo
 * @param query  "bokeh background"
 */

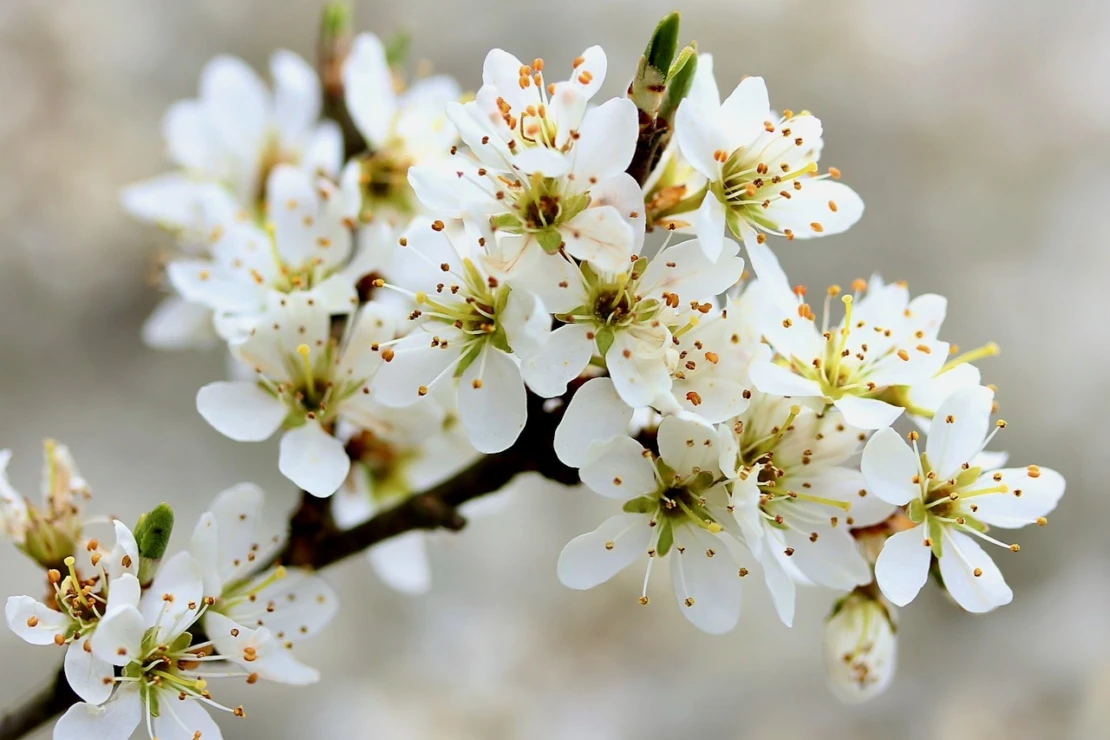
xmin=0 ymin=1 xmax=1106 ymax=737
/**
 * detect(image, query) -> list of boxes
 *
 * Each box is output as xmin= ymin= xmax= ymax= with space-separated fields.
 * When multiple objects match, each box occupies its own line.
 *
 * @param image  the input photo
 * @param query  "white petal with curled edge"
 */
xmin=104 ymin=574 xmax=142 ymax=616
xmin=570 ymin=98 xmax=638 ymax=184
xmin=861 ymin=427 xmax=921 ymax=506
xmin=907 ymin=361 xmax=981 ymax=423
xmin=554 ymin=377 xmax=634 ymax=467
xmin=4 ymin=596 xmax=69 ymax=645
xmin=519 ymin=323 xmax=594 ymax=399
xmin=568 ymin=46 xmax=608 ymax=100
xmin=106 ymin=521 xmax=140 ymax=581
xmin=90 ymin=606 xmax=145 ymax=667
xmin=196 ymin=381 xmax=286 ymax=442
xmin=834 ymin=395 xmax=904 ymax=430
xmin=670 ymin=529 xmax=743 ymax=634
xmin=675 ymin=98 xmax=725 ymax=180
xmin=458 ymin=347 xmax=527 ymax=454
xmin=971 ymin=466 xmax=1065 ymax=529
xmin=875 ymin=524 xmax=931 ymax=607
xmin=719 ymin=76 xmax=771 ymax=151
xmin=580 ymin=435 xmax=657 ymax=500
xmin=748 ymin=361 xmax=824 ymax=399
xmin=279 ymin=422 xmax=351 ymax=498
xmin=939 ymin=528 xmax=1012 ymax=613
xmin=64 ymin=640 xmax=115 ymax=705
xmin=152 ymin=692 xmax=223 ymax=740
xmin=343 ymin=33 xmax=396 ymax=148
xmin=692 ymin=192 xmax=727 ymax=262
xmin=369 ymin=531 xmax=432 ymax=595
xmin=271 ymin=49 xmax=320 ymax=144
xmin=656 ymin=414 xmax=720 ymax=479
xmin=926 ymin=385 xmax=994 ymax=479
xmin=588 ymin=173 xmax=646 ymax=253
xmin=557 ymin=513 xmax=652 ymax=590
xmin=54 ymin=687 xmax=142 ymax=740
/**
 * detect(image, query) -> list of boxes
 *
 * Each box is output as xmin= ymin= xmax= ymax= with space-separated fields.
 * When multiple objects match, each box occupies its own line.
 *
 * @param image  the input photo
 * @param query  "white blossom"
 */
xmin=824 ymin=591 xmax=897 ymax=703
xmin=861 ymin=386 xmax=1065 ymax=612
xmin=370 ymin=219 xmax=549 ymax=453
xmin=190 ymin=483 xmax=338 ymax=682
xmin=197 ymin=294 xmax=397 ymax=496
xmin=674 ymin=73 xmax=862 ymax=258
xmin=408 ymin=47 xmax=645 ymax=278
xmin=744 ymin=242 xmax=949 ymax=429
xmin=717 ymin=393 xmax=893 ymax=626
xmin=558 ymin=415 xmax=751 ymax=634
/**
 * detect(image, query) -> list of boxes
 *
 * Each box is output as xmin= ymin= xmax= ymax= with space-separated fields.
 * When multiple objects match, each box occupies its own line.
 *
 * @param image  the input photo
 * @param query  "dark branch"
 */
xmin=0 ymin=667 xmax=75 ymax=740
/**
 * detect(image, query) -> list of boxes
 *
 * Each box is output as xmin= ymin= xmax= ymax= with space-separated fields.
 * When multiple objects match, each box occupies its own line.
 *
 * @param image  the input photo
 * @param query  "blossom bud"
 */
xmin=658 ymin=43 xmax=697 ymax=123
xmin=133 ymin=503 xmax=174 ymax=586
xmin=630 ymin=12 xmax=680 ymax=116
xmin=823 ymin=591 xmax=897 ymax=704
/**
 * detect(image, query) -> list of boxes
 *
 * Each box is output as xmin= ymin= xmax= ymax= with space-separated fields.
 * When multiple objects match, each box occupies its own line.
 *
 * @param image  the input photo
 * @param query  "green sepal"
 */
xmin=594 ymin=326 xmax=615 ymax=358
xmin=623 ymin=496 xmax=657 ymax=514
xmin=655 ymin=519 xmax=674 ymax=557
xmin=384 ymin=30 xmax=411 ymax=69
xmin=629 ymin=256 xmax=649 ymax=281
xmin=654 ymin=459 xmax=676 ymax=487
xmin=560 ymin=193 xmax=591 ymax=224
xmin=907 ymin=498 xmax=926 ymax=524
xmin=490 ymin=212 xmax=522 ymax=234
xmin=536 ymin=228 xmax=564 ymax=254
xmin=454 ymin=342 xmax=484 ymax=378
xmin=928 ymin=519 xmax=945 ymax=559
xmin=954 ymin=466 xmax=982 ymax=488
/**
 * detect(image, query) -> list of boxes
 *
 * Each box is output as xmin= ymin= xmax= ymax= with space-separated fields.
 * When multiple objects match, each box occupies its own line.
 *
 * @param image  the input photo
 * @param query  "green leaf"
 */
xmin=645 ymin=12 xmax=680 ymax=76
xmin=658 ymin=44 xmax=697 ymax=122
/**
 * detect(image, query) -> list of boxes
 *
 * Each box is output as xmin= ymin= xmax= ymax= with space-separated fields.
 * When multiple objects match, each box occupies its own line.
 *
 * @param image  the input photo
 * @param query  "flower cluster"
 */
xmin=0 ymin=9 xmax=1065 ymax=734
xmin=2 ymin=446 xmax=337 ymax=739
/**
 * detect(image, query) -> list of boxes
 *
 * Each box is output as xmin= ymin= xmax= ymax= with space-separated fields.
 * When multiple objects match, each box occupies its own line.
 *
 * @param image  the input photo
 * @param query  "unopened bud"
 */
xmin=823 ymin=591 xmax=897 ymax=704
xmin=134 ymin=503 xmax=174 ymax=587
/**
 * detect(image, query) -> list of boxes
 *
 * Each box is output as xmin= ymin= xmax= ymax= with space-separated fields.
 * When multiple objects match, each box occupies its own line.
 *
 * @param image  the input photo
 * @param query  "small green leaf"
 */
xmin=134 ymin=504 xmax=174 ymax=563
xmin=645 ymin=12 xmax=680 ymax=76
xmin=658 ymin=44 xmax=697 ymax=122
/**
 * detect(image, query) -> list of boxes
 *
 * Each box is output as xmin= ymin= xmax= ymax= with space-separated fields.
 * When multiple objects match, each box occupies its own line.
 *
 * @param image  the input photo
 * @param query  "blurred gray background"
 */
xmin=0 ymin=0 xmax=1106 ymax=738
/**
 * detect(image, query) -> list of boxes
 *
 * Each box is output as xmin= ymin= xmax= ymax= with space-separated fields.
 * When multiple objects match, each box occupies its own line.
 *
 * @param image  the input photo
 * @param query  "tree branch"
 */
xmin=0 ymin=667 xmax=75 ymax=740
xmin=0 ymin=389 xmax=581 ymax=738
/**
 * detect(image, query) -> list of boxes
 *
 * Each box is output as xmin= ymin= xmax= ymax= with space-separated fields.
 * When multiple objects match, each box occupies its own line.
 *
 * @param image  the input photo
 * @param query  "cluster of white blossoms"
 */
xmin=1 ymin=10 xmax=1067 ymax=735
xmin=2 ymin=445 xmax=337 ymax=739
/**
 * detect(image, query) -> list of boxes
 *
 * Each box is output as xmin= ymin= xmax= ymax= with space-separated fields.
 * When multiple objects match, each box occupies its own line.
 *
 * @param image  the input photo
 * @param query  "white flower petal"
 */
xmin=371 ymin=333 xmax=462 ymax=408
xmin=90 ymin=606 xmax=145 ymax=667
xmin=270 ymin=49 xmax=321 ymax=144
xmin=302 ymin=121 xmax=343 ymax=178
xmin=783 ymin=527 xmax=870 ymax=591
xmin=639 ymin=237 xmax=744 ymax=302
xmin=925 ymin=385 xmax=995 ymax=479
xmin=670 ymin=528 xmax=743 ymax=634
xmin=824 ymin=597 xmax=896 ymax=704
xmin=519 ymin=323 xmax=594 ymax=398
xmin=970 ymin=466 xmax=1065 ymax=529
xmin=761 ymin=540 xmax=797 ymax=627
xmin=152 ymin=693 xmax=223 ymax=740
xmin=142 ymin=297 xmax=216 ymax=351
xmin=580 ymin=435 xmax=657 ymax=499
xmin=606 ymin=330 xmax=673 ymax=409
xmin=692 ymin=192 xmax=726 ymax=262
xmin=368 ymin=531 xmax=432 ymax=595
xmin=939 ymin=528 xmax=1012 ymax=614
xmin=554 ymin=377 xmax=634 ymax=467
xmin=206 ymin=482 xmax=270 ymax=586
xmin=874 ymin=524 xmax=931 ymax=607
xmin=199 ymin=54 xmax=269 ymax=157
xmin=675 ymin=98 xmax=725 ymax=180
xmin=560 ymin=205 xmax=634 ymax=274
xmin=834 ymin=395 xmax=904 ymax=430
xmin=196 ymin=381 xmax=286 ymax=442
xmin=4 ymin=596 xmax=69 ymax=645
xmin=587 ymin=173 xmax=646 ymax=254
xmin=763 ymin=179 xmax=864 ymax=239
xmin=570 ymin=98 xmax=638 ymax=183
xmin=103 ymin=574 xmax=142 ymax=615
xmin=719 ymin=76 xmax=771 ymax=151
xmin=457 ymin=347 xmax=527 ymax=454
xmin=64 ymin=641 xmax=115 ymax=705
xmin=557 ymin=513 xmax=652 ymax=590
xmin=656 ymin=415 xmax=720 ymax=479
xmin=54 ymin=688 xmax=142 ymax=740
xmin=861 ymin=427 xmax=920 ymax=506
xmin=748 ymin=360 xmax=824 ymax=399
xmin=279 ymin=422 xmax=351 ymax=497
xmin=343 ymin=33 xmax=396 ymax=148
